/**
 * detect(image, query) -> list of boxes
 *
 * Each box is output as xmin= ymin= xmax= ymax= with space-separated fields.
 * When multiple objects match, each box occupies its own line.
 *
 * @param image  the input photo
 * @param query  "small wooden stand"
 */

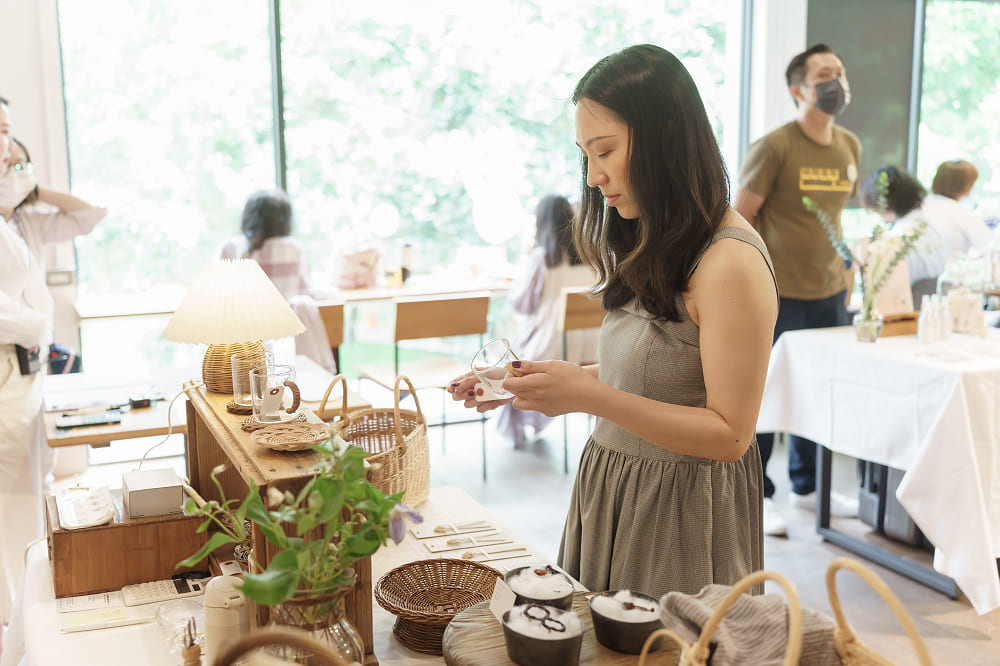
xmin=882 ymin=311 xmax=919 ymax=337
xmin=184 ymin=383 xmax=378 ymax=665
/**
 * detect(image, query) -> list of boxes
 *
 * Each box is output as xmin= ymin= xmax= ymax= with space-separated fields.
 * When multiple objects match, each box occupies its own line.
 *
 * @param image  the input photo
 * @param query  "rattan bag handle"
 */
xmin=638 ymin=570 xmax=803 ymax=666
xmin=826 ymin=557 xmax=932 ymax=665
xmin=319 ymin=374 xmax=350 ymax=423
xmin=212 ymin=625 xmax=350 ymax=666
xmin=393 ymin=375 xmax=423 ymax=446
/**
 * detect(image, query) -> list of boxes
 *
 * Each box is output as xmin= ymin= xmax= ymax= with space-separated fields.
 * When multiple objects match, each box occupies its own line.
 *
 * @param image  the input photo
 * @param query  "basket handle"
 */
xmin=638 ymin=570 xmax=802 ymax=666
xmin=318 ymin=374 xmax=349 ymax=423
xmin=393 ymin=375 xmax=423 ymax=446
xmin=826 ymin=557 xmax=932 ymax=665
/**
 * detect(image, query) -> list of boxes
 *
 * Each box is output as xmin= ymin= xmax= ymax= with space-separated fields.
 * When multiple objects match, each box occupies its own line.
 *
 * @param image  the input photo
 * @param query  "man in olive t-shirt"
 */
xmin=735 ymin=44 xmax=861 ymax=537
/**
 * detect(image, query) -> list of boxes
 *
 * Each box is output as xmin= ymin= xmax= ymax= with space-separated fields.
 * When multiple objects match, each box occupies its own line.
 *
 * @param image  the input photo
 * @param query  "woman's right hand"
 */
xmin=447 ymin=371 xmax=511 ymax=413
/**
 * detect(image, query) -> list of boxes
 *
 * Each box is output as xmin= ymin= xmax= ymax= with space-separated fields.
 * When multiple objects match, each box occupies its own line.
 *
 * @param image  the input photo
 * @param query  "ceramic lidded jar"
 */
xmin=504 ymin=565 xmax=575 ymax=611
xmin=502 ymin=603 xmax=584 ymax=666
xmin=588 ymin=589 xmax=664 ymax=654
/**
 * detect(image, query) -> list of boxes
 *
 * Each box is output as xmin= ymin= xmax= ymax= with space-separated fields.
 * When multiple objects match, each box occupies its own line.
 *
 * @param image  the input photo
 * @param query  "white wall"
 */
xmin=748 ymin=0 xmax=808 ymax=143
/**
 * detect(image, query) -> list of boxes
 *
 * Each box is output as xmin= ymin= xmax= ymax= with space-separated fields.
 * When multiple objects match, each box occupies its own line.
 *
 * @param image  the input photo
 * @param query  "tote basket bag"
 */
xmin=320 ymin=374 xmax=430 ymax=507
xmin=638 ymin=570 xmax=803 ymax=666
xmin=637 ymin=558 xmax=933 ymax=666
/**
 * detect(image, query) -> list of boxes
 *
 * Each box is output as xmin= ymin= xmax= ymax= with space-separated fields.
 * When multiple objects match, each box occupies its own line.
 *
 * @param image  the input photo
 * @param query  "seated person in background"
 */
xmin=220 ymin=189 xmax=336 ymax=373
xmin=861 ymin=165 xmax=945 ymax=300
xmin=221 ymin=189 xmax=310 ymax=299
xmin=495 ymin=194 xmax=599 ymax=448
xmin=922 ymin=159 xmax=991 ymax=260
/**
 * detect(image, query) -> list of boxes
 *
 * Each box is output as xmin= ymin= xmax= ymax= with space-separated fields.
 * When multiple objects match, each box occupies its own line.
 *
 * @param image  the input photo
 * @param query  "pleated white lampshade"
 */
xmin=163 ymin=259 xmax=305 ymax=393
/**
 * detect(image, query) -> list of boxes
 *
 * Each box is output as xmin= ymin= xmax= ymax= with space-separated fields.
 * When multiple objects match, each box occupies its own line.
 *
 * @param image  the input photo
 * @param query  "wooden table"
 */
xmin=43 ymin=372 xmax=190 ymax=448
xmin=183 ymin=380 xmax=379 ymax=664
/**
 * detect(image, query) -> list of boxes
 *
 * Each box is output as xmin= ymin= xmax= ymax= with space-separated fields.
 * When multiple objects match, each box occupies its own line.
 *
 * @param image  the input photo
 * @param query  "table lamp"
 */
xmin=162 ymin=258 xmax=305 ymax=394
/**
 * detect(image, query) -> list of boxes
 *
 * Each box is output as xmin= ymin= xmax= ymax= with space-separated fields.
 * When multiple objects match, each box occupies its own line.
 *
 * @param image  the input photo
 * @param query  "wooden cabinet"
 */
xmin=184 ymin=382 xmax=377 ymax=665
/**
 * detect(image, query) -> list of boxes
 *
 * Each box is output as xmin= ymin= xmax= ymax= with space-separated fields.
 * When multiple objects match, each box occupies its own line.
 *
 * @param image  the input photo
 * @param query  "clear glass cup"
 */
xmin=230 ymin=350 xmax=274 ymax=407
xmin=470 ymin=338 xmax=521 ymax=400
xmin=249 ymin=364 xmax=301 ymax=423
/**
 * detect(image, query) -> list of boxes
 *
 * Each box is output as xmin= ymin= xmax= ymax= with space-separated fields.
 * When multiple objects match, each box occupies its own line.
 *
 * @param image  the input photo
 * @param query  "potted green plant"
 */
xmin=178 ymin=435 xmax=421 ymax=659
xmin=804 ymin=171 xmax=926 ymax=342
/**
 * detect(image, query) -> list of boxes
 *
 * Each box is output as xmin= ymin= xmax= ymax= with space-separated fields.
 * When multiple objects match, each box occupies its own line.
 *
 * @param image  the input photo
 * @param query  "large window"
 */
xmin=57 ymin=1 xmax=742 ymax=371
xmin=917 ymin=0 xmax=1000 ymax=226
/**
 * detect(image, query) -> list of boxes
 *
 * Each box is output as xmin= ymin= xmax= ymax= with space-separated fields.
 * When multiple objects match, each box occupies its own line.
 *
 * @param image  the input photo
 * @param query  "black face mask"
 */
xmin=812 ymin=78 xmax=850 ymax=116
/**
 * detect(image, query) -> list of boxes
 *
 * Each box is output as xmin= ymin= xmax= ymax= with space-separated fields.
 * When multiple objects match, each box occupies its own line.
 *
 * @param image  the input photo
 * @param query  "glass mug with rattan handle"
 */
xmin=249 ymin=364 xmax=301 ymax=423
xmin=230 ymin=350 xmax=274 ymax=408
xmin=470 ymin=338 xmax=522 ymax=401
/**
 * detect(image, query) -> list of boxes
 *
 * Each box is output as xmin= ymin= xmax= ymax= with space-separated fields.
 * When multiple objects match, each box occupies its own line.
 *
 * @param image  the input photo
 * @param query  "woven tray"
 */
xmin=251 ymin=422 xmax=330 ymax=451
xmin=441 ymin=591 xmax=679 ymax=665
xmin=241 ymin=412 xmax=307 ymax=432
xmin=374 ymin=558 xmax=501 ymax=655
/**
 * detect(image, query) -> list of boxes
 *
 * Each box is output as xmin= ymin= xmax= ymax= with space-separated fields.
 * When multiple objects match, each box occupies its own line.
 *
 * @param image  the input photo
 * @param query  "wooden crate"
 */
xmin=883 ymin=311 xmax=919 ymax=337
xmin=45 ymin=495 xmax=207 ymax=598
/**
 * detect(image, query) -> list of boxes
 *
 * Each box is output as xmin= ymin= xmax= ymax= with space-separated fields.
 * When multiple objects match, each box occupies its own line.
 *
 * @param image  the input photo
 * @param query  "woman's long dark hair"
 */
xmin=536 ymin=194 xmax=582 ymax=268
xmin=572 ymin=44 xmax=730 ymax=321
xmin=241 ymin=189 xmax=292 ymax=254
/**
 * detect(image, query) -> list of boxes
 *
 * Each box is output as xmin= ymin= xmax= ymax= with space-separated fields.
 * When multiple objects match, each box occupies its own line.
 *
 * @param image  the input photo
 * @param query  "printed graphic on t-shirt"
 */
xmin=799 ymin=167 xmax=853 ymax=192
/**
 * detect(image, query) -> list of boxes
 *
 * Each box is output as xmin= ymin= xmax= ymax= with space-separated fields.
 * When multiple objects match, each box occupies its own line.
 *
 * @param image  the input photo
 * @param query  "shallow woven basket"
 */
xmin=374 ymin=558 xmax=501 ymax=655
xmin=322 ymin=375 xmax=430 ymax=507
xmin=251 ymin=422 xmax=330 ymax=451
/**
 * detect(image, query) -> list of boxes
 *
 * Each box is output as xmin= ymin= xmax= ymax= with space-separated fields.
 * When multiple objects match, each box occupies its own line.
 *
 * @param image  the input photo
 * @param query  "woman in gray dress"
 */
xmin=450 ymin=44 xmax=778 ymax=598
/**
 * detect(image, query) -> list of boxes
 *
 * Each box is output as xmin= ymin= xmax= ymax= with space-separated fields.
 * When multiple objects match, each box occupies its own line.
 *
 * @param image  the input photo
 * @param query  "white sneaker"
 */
xmin=762 ymin=497 xmax=788 ymax=537
xmin=789 ymin=490 xmax=859 ymax=518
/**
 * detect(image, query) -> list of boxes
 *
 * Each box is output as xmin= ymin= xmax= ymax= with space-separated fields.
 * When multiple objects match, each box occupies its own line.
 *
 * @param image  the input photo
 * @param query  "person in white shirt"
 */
xmin=921 ymin=159 xmax=991 ymax=262
xmin=861 ymin=165 xmax=945 ymax=291
xmin=0 ymin=97 xmax=106 ymax=647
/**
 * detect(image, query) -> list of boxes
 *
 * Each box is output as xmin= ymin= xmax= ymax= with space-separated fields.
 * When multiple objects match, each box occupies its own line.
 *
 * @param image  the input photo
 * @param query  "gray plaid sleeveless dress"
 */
xmin=557 ymin=226 xmax=774 ymax=598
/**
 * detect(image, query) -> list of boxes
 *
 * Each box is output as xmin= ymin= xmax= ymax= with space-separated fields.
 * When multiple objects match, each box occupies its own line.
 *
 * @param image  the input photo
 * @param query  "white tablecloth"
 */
xmin=757 ymin=326 xmax=1000 ymax=615
xmin=6 ymin=486 xmax=557 ymax=665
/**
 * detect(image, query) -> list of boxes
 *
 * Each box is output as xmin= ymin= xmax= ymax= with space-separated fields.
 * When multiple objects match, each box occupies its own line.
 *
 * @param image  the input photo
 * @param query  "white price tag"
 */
xmin=489 ymin=578 xmax=517 ymax=623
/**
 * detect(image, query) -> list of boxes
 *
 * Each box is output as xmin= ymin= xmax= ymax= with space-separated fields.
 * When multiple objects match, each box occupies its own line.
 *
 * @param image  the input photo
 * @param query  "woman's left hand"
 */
xmin=503 ymin=360 xmax=599 ymax=417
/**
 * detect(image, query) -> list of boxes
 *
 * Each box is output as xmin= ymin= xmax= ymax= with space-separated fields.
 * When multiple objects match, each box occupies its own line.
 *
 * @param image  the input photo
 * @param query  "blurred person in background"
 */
xmin=0 ymin=96 xmax=106 ymax=652
xmin=861 ymin=165 xmax=945 ymax=301
xmin=221 ymin=189 xmax=335 ymax=372
xmin=922 ymin=159 xmax=991 ymax=260
xmin=495 ymin=194 xmax=598 ymax=448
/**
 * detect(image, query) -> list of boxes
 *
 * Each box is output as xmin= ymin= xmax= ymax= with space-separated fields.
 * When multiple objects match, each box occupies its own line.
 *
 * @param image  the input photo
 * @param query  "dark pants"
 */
xmin=758 ymin=290 xmax=849 ymax=498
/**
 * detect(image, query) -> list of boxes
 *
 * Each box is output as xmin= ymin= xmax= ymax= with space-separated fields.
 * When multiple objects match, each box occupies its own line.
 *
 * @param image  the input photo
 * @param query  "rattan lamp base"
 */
xmin=202 ymin=340 xmax=266 ymax=393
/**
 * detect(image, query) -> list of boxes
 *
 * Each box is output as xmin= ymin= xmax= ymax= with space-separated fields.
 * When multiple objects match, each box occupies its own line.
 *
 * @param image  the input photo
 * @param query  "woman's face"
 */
xmin=0 ymin=104 xmax=11 ymax=172
xmin=575 ymin=98 xmax=637 ymax=219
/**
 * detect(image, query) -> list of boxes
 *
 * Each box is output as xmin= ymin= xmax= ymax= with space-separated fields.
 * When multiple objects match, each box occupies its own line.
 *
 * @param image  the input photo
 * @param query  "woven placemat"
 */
xmin=251 ymin=422 xmax=330 ymax=451
xmin=241 ymin=412 xmax=307 ymax=432
xmin=226 ymin=400 xmax=254 ymax=415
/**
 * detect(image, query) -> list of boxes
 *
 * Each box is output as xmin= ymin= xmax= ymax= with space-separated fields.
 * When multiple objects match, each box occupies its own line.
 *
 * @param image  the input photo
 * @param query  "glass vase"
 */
xmin=853 ymin=308 xmax=884 ymax=343
xmin=268 ymin=573 xmax=364 ymax=666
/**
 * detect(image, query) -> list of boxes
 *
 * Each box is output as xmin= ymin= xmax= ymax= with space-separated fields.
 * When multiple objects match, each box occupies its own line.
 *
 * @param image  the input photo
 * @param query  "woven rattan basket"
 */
xmin=374 ymin=558 xmax=501 ymax=655
xmin=321 ymin=375 xmax=430 ymax=507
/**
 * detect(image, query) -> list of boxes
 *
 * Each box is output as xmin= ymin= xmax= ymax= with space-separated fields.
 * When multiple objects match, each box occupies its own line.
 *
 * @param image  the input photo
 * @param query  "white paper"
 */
xmin=56 ymin=591 xmax=124 ymax=613
xmin=489 ymin=579 xmax=517 ymax=623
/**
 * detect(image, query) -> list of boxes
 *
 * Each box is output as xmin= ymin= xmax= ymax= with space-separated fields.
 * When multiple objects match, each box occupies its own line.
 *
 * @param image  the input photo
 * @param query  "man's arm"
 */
xmin=733 ymin=188 xmax=765 ymax=228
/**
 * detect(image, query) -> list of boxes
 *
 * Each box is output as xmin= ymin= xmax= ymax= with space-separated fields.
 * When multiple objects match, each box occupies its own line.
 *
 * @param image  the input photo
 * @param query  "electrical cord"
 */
xmin=135 ymin=379 xmax=203 ymax=473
